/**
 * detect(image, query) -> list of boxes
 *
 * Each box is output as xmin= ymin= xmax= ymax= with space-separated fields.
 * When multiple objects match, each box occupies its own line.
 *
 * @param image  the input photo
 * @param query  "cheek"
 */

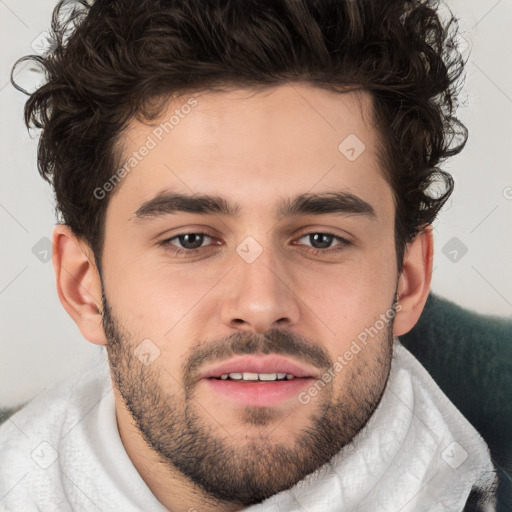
xmin=289 ymin=247 xmax=398 ymax=340
xmin=102 ymin=248 xmax=227 ymax=339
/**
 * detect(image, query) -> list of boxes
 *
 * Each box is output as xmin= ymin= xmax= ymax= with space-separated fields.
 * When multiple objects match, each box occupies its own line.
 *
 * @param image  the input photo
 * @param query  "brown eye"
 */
xmin=305 ymin=233 xmax=337 ymax=249
xmin=160 ymin=232 xmax=216 ymax=253
xmin=294 ymin=232 xmax=352 ymax=256
xmin=174 ymin=233 xmax=208 ymax=250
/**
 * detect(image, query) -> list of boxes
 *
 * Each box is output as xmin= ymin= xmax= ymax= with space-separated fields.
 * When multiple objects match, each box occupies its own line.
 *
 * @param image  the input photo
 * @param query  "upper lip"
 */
xmin=199 ymin=355 xmax=320 ymax=379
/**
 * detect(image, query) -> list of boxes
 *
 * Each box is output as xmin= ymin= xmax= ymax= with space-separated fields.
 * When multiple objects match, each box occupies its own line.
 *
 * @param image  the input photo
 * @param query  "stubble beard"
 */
xmin=102 ymin=295 xmax=394 ymax=506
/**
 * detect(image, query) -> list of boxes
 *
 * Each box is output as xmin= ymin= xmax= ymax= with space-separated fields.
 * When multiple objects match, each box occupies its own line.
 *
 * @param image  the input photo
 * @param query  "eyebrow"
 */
xmin=132 ymin=191 xmax=376 ymax=221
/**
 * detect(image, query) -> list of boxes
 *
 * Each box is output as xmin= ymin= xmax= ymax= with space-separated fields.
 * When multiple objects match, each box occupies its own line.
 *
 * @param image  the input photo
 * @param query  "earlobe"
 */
xmin=52 ymin=225 xmax=107 ymax=345
xmin=393 ymin=225 xmax=434 ymax=337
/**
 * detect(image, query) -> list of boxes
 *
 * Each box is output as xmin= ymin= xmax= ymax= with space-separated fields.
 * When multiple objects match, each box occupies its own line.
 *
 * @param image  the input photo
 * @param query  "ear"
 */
xmin=52 ymin=224 xmax=107 ymax=345
xmin=393 ymin=225 xmax=434 ymax=337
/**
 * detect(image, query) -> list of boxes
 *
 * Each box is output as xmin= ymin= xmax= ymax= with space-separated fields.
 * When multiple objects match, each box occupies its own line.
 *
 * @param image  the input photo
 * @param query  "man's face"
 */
xmin=100 ymin=83 xmax=398 ymax=505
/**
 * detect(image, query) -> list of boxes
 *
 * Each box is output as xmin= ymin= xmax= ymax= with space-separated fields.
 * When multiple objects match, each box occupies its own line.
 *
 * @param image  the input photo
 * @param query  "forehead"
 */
xmin=108 ymin=83 xmax=392 ymax=220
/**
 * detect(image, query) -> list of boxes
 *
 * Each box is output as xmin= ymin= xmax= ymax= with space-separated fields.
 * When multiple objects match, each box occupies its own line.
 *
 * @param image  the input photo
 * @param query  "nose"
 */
xmin=220 ymin=246 xmax=301 ymax=333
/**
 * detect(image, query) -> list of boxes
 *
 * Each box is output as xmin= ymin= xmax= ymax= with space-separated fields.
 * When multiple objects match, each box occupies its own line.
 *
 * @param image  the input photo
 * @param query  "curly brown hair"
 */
xmin=12 ymin=0 xmax=467 ymax=270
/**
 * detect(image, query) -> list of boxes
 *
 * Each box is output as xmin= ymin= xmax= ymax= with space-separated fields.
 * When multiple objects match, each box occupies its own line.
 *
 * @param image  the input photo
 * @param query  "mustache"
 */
xmin=183 ymin=329 xmax=332 ymax=381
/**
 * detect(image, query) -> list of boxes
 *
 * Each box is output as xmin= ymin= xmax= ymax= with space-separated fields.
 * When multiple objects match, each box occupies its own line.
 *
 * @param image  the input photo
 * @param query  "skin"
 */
xmin=52 ymin=82 xmax=433 ymax=511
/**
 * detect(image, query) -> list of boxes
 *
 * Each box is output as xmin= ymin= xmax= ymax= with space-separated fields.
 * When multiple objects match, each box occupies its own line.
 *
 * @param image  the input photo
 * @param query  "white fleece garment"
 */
xmin=0 ymin=341 xmax=497 ymax=512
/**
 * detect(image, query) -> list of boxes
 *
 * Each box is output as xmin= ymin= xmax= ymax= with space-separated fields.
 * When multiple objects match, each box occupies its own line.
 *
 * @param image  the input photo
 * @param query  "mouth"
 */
xmin=199 ymin=355 xmax=319 ymax=408
xmin=215 ymin=372 xmax=296 ymax=381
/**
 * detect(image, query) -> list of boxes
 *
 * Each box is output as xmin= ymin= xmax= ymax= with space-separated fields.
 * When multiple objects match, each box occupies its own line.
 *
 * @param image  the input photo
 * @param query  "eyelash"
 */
xmin=159 ymin=231 xmax=351 ymax=257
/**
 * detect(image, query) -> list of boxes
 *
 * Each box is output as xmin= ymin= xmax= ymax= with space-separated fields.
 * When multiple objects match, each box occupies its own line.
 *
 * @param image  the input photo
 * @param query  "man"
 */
xmin=0 ymin=0 xmax=497 ymax=510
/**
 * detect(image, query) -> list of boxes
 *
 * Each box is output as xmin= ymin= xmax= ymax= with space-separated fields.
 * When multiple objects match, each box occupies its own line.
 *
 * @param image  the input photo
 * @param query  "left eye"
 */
xmin=297 ymin=233 xmax=344 ymax=249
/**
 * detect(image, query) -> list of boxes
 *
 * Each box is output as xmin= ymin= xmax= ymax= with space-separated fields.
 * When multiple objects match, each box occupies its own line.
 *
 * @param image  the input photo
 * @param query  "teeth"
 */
xmin=218 ymin=372 xmax=296 ymax=381
xmin=259 ymin=373 xmax=278 ymax=381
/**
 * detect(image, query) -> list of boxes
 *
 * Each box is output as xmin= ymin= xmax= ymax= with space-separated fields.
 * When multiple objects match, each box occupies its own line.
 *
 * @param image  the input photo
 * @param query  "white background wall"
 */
xmin=1 ymin=0 xmax=511 ymax=407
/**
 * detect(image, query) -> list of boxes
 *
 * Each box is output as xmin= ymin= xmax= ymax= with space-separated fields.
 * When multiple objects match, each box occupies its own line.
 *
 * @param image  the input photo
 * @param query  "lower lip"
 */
xmin=203 ymin=378 xmax=314 ymax=407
